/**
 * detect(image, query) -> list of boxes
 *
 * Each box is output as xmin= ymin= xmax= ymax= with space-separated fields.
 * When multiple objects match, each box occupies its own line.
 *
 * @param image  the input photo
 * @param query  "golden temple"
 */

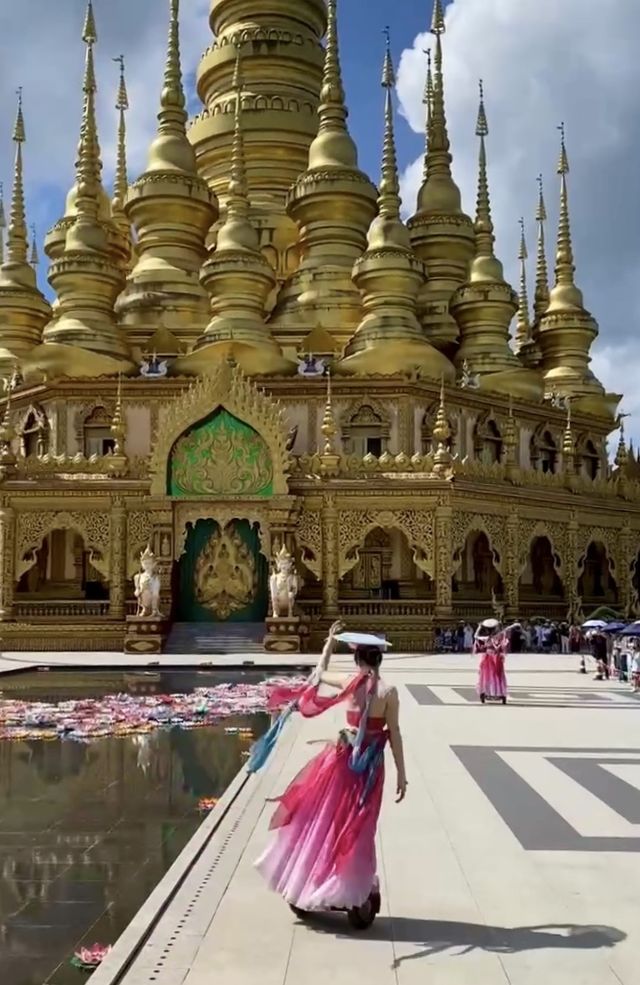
xmin=0 ymin=0 xmax=636 ymax=652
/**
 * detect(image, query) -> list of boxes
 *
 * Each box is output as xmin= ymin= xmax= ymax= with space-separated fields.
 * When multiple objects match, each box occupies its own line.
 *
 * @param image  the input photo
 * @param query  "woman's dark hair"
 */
xmin=354 ymin=645 xmax=383 ymax=669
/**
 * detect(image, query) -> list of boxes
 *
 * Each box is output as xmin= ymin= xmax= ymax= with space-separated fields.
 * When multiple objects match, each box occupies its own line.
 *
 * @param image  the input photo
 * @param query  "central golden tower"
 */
xmin=191 ymin=0 xmax=328 ymax=288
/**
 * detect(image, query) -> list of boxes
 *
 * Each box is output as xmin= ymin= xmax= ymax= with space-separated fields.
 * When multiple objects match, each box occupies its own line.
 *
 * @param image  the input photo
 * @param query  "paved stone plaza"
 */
xmin=3 ymin=651 xmax=639 ymax=984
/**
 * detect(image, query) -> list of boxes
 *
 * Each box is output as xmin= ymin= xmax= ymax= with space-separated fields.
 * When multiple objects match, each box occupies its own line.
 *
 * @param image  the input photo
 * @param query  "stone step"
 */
xmin=164 ymin=622 xmax=266 ymax=655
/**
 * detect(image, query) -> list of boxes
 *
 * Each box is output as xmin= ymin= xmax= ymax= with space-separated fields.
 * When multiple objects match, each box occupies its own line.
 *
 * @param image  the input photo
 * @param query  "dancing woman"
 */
xmin=250 ymin=621 xmax=407 ymax=925
xmin=474 ymin=618 xmax=509 ymax=704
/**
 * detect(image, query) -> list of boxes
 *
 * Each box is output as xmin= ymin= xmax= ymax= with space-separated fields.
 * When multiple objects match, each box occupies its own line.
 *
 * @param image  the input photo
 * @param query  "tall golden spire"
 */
xmin=180 ymin=48 xmax=292 ymax=376
xmin=422 ymin=48 xmax=433 ymax=180
xmin=423 ymin=0 xmax=454 ymax=197
xmin=113 ymin=56 xmax=129 ymax=208
xmin=33 ymin=1 xmax=132 ymax=379
xmin=407 ymin=1 xmax=475 ymax=354
xmin=118 ymin=0 xmax=217 ymax=354
xmin=533 ymin=174 xmax=549 ymax=323
xmin=514 ymin=218 xmax=531 ymax=352
xmin=0 ymin=89 xmax=50 ymax=374
xmin=269 ymin=0 xmax=377 ymax=354
xmin=547 ymin=124 xmax=582 ymax=311
xmin=470 ymin=80 xmax=501 ymax=280
xmin=0 ymin=185 xmax=5 ymax=266
xmin=146 ymin=0 xmax=196 ymax=174
xmin=29 ymin=225 xmax=39 ymax=268
xmin=342 ymin=28 xmax=454 ymax=380
xmin=307 ymin=0 xmax=356 ymax=170
xmin=450 ymin=83 xmax=541 ymax=399
xmin=3 ymin=89 xmax=32 ymax=281
xmin=110 ymin=54 xmax=133 ymax=266
xmin=65 ymin=2 xmax=108 ymax=253
xmin=538 ymin=124 xmax=612 ymax=416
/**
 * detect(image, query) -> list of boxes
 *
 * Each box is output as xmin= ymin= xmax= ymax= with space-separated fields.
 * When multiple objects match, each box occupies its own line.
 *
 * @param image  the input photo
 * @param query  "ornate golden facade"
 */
xmin=0 ymin=0 xmax=636 ymax=651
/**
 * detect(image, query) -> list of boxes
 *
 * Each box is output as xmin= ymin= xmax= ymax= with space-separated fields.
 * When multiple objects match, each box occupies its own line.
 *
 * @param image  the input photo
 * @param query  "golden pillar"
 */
xmin=566 ymin=515 xmax=579 ymax=620
xmin=109 ymin=498 xmax=126 ymax=620
xmin=618 ymin=523 xmax=633 ymax=618
xmin=321 ymin=491 xmax=339 ymax=617
xmin=434 ymin=503 xmax=452 ymax=620
xmin=505 ymin=509 xmax=519 ymax=618
xmin=0 ymin=502 xmax=15 ymax=621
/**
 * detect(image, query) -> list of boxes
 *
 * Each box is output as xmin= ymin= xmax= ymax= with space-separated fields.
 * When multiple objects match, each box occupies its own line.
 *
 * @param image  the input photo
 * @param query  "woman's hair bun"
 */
xmin=354 ymin=645 xmax=383 ymax=668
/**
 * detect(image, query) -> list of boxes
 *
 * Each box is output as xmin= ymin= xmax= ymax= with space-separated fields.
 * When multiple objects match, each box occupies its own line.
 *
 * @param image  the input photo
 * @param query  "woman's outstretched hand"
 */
xmin=328 ymin=619 xmax=344 ymax=640
xmin=396 ymin=775 xmax=408 ymax=803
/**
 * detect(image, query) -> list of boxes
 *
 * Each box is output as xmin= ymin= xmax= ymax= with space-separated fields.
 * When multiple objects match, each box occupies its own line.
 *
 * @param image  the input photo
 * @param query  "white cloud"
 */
xmin=0 ymin=0 xmax=208 ymax=235
xmin=396 ymin=0 xmax=640 ymax=440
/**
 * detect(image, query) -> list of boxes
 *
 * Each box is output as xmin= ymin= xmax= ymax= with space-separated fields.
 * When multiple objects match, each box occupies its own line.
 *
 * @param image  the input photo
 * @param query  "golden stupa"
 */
xmin=0 ymin=0 xmax=634 ymax=653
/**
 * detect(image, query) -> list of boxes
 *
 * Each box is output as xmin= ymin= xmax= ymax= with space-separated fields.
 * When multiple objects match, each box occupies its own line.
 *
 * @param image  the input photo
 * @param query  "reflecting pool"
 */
xmin=0 ymin=669 xmax=272 ymax=985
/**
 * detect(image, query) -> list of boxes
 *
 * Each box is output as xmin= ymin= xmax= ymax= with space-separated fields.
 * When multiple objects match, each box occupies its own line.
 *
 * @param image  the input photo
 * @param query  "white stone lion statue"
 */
xmin=134 ymin=545 xmax=163 ymax=618
xmin=269 ymin=542 xmax=299 ymax=619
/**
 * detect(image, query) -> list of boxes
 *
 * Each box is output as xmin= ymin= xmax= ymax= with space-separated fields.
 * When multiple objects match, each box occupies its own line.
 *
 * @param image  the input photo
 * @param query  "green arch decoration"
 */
xmin=168 ymin=407 xmax=273 ymax=498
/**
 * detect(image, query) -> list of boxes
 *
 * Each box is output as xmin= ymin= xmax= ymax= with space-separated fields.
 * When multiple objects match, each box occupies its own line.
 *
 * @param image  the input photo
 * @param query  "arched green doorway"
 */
xmin=169 ymin=407 xmax=272 ymax=623
xmin=177 ymin=519 xmax=268 ymax=622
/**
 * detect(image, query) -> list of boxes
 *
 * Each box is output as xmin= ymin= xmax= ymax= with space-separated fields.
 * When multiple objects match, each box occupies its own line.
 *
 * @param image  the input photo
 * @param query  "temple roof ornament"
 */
xmin=341 ymin=28 xmax=454 ymax=381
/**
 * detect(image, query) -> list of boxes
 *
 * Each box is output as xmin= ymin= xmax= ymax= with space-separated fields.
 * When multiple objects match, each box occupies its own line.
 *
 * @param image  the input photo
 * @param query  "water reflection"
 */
xmin=0 ymin=670 xmax=271 ymax=985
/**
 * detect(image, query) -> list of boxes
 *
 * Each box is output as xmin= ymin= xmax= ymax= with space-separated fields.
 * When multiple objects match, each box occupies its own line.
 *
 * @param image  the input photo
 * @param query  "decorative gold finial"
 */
xmin=432 ymin=377 xmax=452 ymax=473
xmin=615 ymin=420 xmax=629 ymax=469
xmin=377 ymin=27 xmax=402 ymax=222
xmin=0 ymin=184 xmax=5 ymax=265
xmin=5 ymin=88 xmax=30 ymax=270
xmin=308 ymin=0 xmax=358 ymax=169
xmin=112 ymin=55 xmax=129 ymax=214
xmin=515 ymin=217 xmax=531 ymax=351
xmin=29 ymin=224 xmax=39 ymax=267
xmin=110 ymin=373 xmax=126 ymax=456
xmin=474 ymin=79 xmax=494 ymax=259
xmin=145 ymin=0 xmax=197 ymax=173
xmin=534 ymin=173 xmax=550 ymax=321
xmin=216 ymin=45 xmax=255 ymax=250
xmin=426 ymin=0 xmax=451 ymax=166
xmin=321 ymin=370 xmax=337 ymax=455
xmin=548 ymin=122 xmax=583 ymax=310
xmin=421 ymin=48 xmax=433 ymax=179
xmin=161 ymin=0 xmax=185 ymax=119
xmin=0 ymin=377 xmax=17 ymax=458
xmin=563 ymin=397 xmax=576 ymax=471
xmin=64 ymin=0 xmax=108 ymax=253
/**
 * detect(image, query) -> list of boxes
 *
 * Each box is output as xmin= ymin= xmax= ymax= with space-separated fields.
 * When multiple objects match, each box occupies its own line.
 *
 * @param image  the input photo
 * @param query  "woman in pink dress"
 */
xmin=249 ymin=621 xmax=407 ymax=927
xmin=474 ymin=618 xmax=509 ymax=704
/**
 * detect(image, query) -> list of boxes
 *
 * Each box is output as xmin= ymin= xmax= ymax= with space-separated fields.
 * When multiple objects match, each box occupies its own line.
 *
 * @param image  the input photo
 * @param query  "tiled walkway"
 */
xmin=76 ymin=650 xmax=640 ymax=985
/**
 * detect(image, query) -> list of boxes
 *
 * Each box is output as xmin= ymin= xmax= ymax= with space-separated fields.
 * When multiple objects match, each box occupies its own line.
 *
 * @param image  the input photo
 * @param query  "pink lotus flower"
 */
xmin=71 ymin=943 xmax=112 ymax=969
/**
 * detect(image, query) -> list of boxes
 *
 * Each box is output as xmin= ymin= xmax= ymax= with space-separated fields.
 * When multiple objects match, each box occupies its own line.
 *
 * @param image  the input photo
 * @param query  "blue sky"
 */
xmin=1 ymin=0 xmax=640 ymax=438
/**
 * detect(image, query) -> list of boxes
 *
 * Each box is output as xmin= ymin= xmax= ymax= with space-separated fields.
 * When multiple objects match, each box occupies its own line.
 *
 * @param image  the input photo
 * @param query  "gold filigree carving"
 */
xmin=127 ymin=511 xmax=154 ymax=578
xmin=517 ymin=519 xmax=568 ymax=576
xmin=15 ymin=510 xmax=111 ymax=581
xmin=452 ymin=513 xmax=506 ymax=575
xmin=194 ymin=523 xmax=257 ymax=620
xmin=170 ymin=413 xmax=273 ymax=497
xmin=296 ymin=507 xmax=322 ymax=579
xmin=149 ymin=361 xmax=291 ymax=497
xmin=338 ymin=509 xmax=435 ymax=580
xmin=174 ymin=503 xmax=271 ymax=561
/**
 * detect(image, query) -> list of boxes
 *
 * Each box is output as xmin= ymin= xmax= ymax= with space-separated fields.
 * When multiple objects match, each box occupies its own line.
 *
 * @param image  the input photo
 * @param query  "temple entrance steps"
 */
xmin=164 ymin=622 xmax=265 ymax=656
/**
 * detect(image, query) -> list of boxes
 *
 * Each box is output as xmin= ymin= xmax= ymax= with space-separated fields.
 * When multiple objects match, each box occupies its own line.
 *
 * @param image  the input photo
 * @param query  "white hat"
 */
xmin=334 ymin=631 xmax=392 ymax=650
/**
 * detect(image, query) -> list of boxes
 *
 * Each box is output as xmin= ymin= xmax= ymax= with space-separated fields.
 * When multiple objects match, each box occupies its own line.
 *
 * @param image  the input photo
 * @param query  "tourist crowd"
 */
xmin=435 ymin=621 xmax=578 ymax=654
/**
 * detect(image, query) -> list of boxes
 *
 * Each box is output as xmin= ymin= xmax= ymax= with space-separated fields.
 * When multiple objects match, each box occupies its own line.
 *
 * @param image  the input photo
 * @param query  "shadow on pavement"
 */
xmin=296 ymin=914 xmax=626 ymax=966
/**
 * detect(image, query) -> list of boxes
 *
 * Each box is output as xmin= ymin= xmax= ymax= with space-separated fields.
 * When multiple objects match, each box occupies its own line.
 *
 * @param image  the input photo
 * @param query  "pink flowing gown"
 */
xmin=475 ymin=635 xmax=508 ymax=698
xmin=255 ymin=683 xmax=387 ymax=911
